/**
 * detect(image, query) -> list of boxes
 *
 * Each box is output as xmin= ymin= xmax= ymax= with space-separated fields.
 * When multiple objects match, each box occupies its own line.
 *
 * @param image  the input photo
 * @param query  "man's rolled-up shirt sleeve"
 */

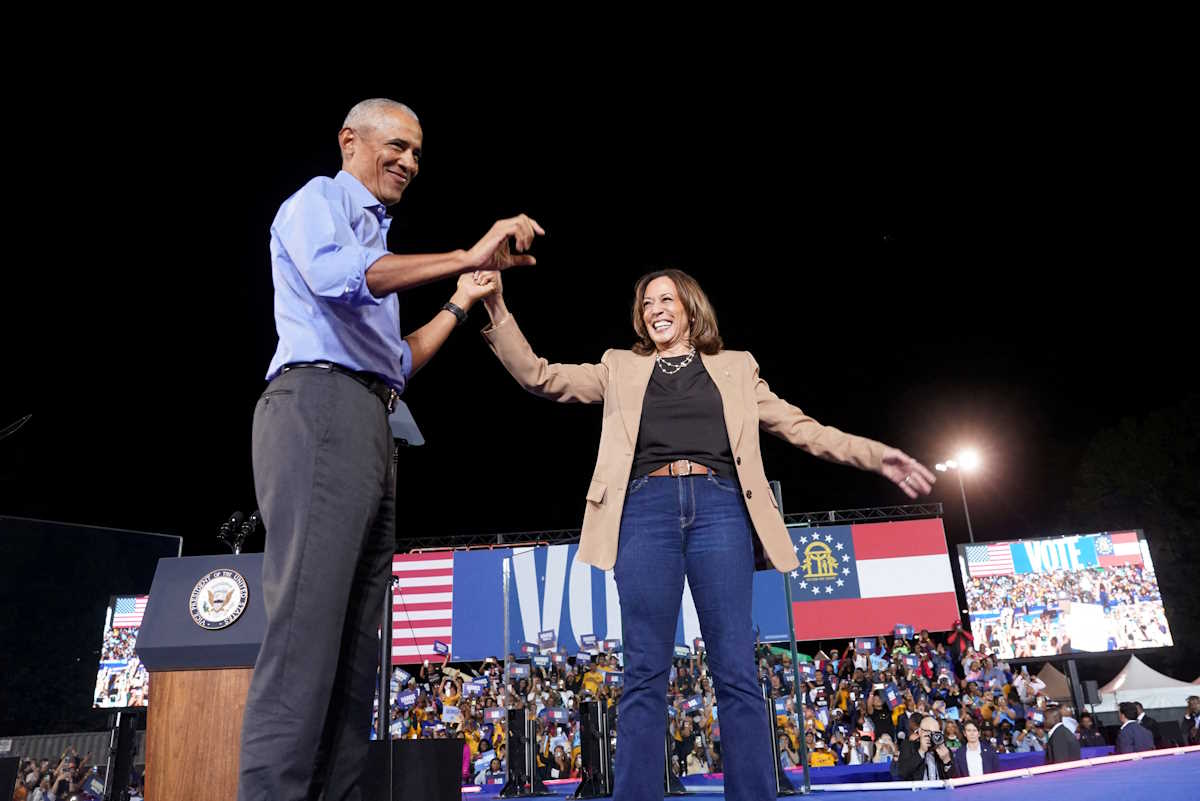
xmin=399 ymin=339 xmax=414 ymax=383
xmin=273 ymin=183 xmax=391 ymax=307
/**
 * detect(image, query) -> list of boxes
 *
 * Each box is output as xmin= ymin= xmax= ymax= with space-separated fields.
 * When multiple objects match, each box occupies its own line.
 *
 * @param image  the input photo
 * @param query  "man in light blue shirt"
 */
xmin=238 ymin=98 xmax=544 ymax=801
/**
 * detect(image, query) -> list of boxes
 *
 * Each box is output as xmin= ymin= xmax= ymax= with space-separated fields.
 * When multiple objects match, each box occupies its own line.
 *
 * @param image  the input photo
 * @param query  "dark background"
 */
xmin=2 ymin=70 xmax=1195 ymax=733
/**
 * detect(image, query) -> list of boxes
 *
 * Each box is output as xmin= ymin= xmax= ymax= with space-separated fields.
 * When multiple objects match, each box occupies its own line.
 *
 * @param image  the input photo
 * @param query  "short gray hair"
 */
xmin=342 ymin=98 xmax=419 ymax=132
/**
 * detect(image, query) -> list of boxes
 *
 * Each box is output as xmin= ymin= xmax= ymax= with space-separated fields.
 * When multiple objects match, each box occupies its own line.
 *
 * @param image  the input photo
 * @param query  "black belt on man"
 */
xmin=279 ymin=361 xmax=399 ymax=413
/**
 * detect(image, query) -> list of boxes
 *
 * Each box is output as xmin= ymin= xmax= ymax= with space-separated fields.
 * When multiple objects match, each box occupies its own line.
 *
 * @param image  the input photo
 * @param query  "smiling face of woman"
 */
xmin=641 ymin=276 xmax=692 ymax=356
xmin=630 ymin=268 xmax=723 ymax=357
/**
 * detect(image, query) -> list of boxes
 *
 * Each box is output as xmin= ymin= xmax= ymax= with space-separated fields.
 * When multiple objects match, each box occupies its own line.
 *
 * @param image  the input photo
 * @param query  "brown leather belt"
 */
xmin=648 ymin=459 xmax=715 ymax=477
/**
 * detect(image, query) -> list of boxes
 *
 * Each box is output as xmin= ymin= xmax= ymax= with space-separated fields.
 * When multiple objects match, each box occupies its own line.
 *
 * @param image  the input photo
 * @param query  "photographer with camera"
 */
xmin=895 ymin=715 xmax=956 ymax=780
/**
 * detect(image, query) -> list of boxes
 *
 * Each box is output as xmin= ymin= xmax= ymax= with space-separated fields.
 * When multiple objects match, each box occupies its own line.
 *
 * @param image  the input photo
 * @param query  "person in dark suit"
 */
xmin=1134 ymin=702 xmax=1163 ymax=747
xmin=1076 ymin=712 xmax=1107 ymax=748
xmin=895 ymin=715 xmax=955 ymax=781
xmin=1115 ymin=702 xmax=1155 ymax=754
xmin=1044 ymin=707 xmax=1082 ymax=764
xmin=952 ymin=720 xmax=999 ymax=777
xmin=1183 ymin=696 xmax=1199 ymax=744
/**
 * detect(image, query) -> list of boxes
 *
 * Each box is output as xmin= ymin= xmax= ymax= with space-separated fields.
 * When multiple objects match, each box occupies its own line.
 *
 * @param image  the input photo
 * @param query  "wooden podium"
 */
xmin=136 ymin=554 xmax=266 ymax=801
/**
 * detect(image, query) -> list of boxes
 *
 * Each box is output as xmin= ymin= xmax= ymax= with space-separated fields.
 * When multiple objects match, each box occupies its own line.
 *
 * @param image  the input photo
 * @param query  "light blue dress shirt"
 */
xmin=265 ymin=170 xmax=413 ymax=393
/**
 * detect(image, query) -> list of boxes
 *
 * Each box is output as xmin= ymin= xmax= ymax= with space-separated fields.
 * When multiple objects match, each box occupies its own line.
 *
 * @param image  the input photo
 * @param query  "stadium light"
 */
xmin=938 ymin=451 xmax=980 ymax=543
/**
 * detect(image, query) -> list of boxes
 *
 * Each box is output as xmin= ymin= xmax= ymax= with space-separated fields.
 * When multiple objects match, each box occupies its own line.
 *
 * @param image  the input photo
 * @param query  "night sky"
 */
xmin=3 ymin=72 xmax=1196 ymax=731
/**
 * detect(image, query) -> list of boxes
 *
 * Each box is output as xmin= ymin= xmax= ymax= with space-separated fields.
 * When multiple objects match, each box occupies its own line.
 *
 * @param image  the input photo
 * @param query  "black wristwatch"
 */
xmin=441 ymin=301 xmax=468 ymax=326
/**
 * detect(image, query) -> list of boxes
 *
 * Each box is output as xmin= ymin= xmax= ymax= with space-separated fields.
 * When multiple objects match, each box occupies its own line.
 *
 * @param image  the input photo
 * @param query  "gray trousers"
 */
xmin=238 ymin=367 xmax=396 ymax=801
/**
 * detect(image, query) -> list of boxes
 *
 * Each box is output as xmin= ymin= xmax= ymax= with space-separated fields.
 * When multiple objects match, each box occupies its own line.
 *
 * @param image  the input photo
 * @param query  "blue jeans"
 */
xmin=612 ymin=474 xmax=775 ymax=801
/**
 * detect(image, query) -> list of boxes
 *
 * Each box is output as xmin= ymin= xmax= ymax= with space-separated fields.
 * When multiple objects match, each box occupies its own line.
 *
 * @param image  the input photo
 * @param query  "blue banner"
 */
xmin=1010 ymin=535 xmax=1101 ymax=575
xmin=441 ymin=537 xmax=931 ymax=662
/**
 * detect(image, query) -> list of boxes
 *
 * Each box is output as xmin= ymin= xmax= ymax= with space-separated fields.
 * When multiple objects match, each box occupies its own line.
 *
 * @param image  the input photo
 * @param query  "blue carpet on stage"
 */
xmin=461 ymin=750 xmax=1200 ymax=800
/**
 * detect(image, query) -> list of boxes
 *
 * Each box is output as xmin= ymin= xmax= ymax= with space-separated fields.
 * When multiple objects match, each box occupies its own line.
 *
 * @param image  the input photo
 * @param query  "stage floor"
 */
xmin=462 ymin=749 xmax=1200 ymax=801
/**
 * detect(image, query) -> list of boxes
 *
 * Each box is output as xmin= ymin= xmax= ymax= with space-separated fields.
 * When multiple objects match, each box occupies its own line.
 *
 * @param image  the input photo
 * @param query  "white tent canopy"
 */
xmin=1036 ymin=662 xmax=1072 ymax=700
xmin=1089 ymin=655 xmax=1195 ymax=712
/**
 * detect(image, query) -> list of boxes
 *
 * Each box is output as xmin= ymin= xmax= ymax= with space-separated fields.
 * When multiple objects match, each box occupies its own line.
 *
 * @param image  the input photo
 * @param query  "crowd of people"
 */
xmin=372 ymin=623 xmax=1199 ymax=788
xmin=93 ymin=627 xmax=149 ymax=709
xmin=373 ymin=649 xmax=629 ymax=786
xmin=8 ymin=746 xmax=131 ymax=801
xmin=759 ymin=625 xmax=1200 ymax=779
xmin=371 ymin=645 xmax=730 ymax=785
xmin=14 ymin=638 xmax=1197 ymax=799
xmin=965 ymin=564 xmax=1173 ymax=659
xmin=98 ymin=628 xmax=137 ymax=663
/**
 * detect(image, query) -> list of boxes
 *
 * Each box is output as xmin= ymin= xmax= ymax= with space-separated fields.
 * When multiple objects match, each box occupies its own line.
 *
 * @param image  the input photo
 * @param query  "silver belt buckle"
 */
xmin=670 ymin=459 xmax=692 ymax=477
xmin=387 ymin=389 xmax=399 ymax=414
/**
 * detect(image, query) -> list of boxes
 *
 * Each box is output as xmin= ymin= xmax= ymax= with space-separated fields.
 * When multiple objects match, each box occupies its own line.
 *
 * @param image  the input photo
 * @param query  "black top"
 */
xmin=630 ymin=354 xmax=736 ymax=479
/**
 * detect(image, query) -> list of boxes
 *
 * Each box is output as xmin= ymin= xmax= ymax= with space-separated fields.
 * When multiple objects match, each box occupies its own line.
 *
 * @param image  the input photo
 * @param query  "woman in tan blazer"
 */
xmin=476 ymin=268 xmax=935 ymax=801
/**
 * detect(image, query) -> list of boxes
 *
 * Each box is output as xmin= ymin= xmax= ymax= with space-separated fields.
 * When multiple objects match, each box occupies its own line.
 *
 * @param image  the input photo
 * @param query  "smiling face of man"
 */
xmin=339 ymin=105 xmax=422 ymax=206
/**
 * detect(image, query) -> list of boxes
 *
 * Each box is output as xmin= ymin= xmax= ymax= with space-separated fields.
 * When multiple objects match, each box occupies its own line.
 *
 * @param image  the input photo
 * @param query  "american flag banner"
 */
xmin=965 ymin=543 xmax=1016 ymax=577
xmin=112 ymin=595 xmax=148 ymax=628
xmin=392 ymin=553 xmax=454 ymax=664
